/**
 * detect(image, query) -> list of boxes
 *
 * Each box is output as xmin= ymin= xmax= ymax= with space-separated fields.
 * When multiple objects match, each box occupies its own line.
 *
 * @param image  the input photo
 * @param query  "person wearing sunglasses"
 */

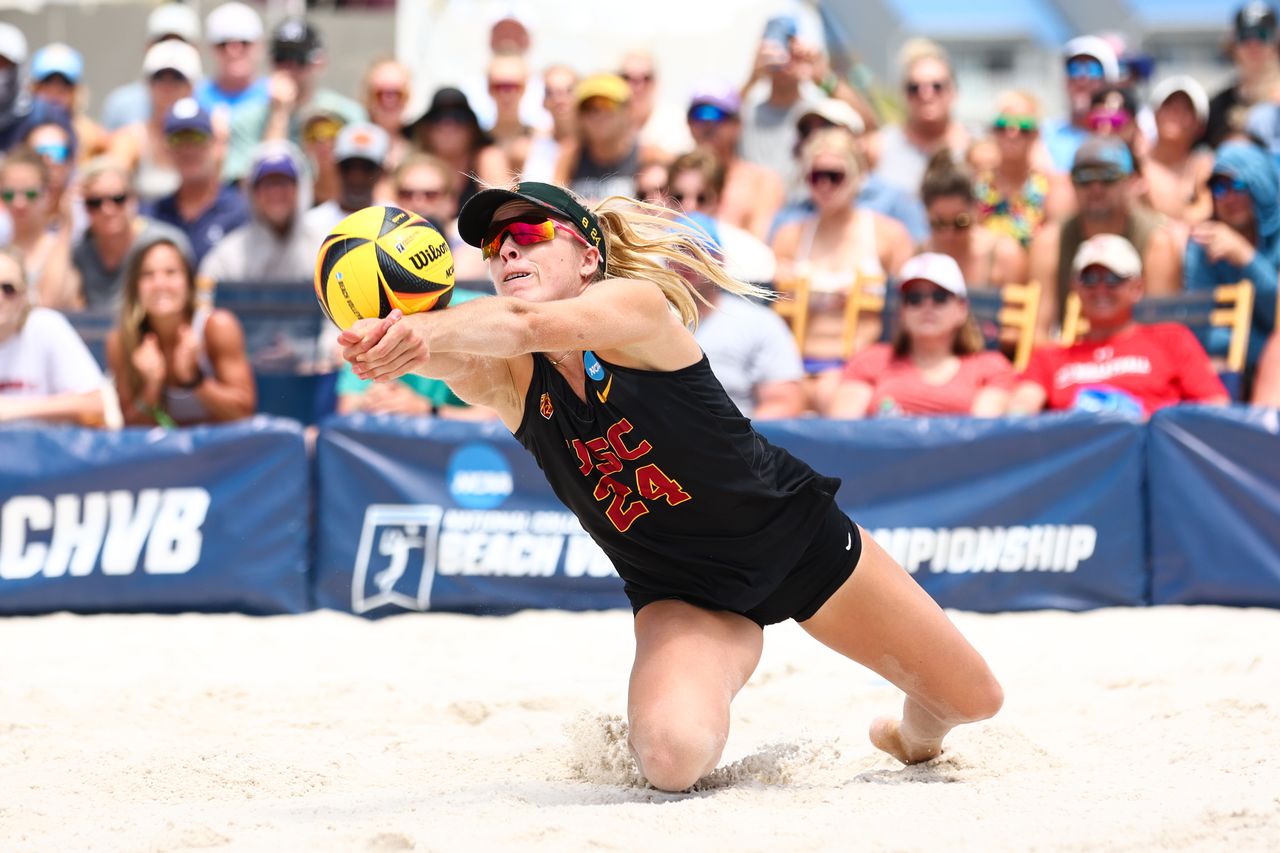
xmin=194 ymin=3 xmax=269 ymax=121
xmin=831 ymin=253 xmax=1014 ymax=419
xmin=1085 ymin=87 xmax=1142 ymax=156
xmin=390 ymin=153 xmax=487 ymax=283
xmin=919 ymin=151 xmax=1026 ymax=292
xmin=340 ymin=179 xmax=1003 ymax=790
xmin=65 ymin=158 xmax=190 ymax=312
xmin=772 ymin=128 xmax=914 ymax=412
xmin=867 ymin=39 xmax=969 ymax=201
xmin=1141 ymin=77 xmax=1213 ymax=230
xmin=620 ymin=49 xmax=693 ymax=162
xmin=684 ymin=83 xmax=783 ymax=240
xmin=1184 ymin=142 xmax=1280 ymax=367
xmin=1042 ymin=36 xmax=1121 ymax=174
xmin=28 ymin=42 xmax=109 ymax=167
xmin=1012 ymin=235 xmax=1227 ymax=417
xmin=18 ymin=106 xmax=86 ymax=246
xmin=1030 ymin=136 xmax=1181 ymax=337
xmin=555 ymin=73 xmax=658 ymax=206
xmin=485 ymin=53 xmax=535 ymax=177
xmin=973 ymin=91 xmax=1061 ymax=248
xmin=0 ymin=246 xmax=106 ymax=426
xmin=1202 ymin=2 xmax=1280 ymax=149
xmin=108 ymin=234 xmax=254 ymax=427
xmin=360 ymin=58 xmax=412 ymax=180
xmin=144 ymin=98 xmax=249 ymax=267
xmin=1 ymin=148 xmax=73 ymax=308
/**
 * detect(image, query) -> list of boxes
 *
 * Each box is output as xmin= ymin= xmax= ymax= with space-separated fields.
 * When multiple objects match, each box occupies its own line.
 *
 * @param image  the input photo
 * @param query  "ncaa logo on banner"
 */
xmin=351 ymin=503 xmax=445 ymax=613
xmin=447 ymin=443 xmax=513 ymax=509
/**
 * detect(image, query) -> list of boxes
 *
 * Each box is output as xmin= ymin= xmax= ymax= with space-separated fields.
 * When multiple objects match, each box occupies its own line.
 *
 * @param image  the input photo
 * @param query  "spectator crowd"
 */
xmin=2 ymin=0 xmax=1280 ymax=429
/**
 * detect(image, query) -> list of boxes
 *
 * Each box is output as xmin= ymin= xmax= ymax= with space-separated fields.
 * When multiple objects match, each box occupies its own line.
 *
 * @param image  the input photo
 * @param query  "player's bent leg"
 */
xmin=628 ymin=600 xmax=764 ymax=791
xmin=799 ymin=527 xmax=1003 ymax=764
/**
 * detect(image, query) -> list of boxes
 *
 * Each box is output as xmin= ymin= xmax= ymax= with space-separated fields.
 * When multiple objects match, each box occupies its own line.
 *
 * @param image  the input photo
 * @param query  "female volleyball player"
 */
xmin=339 ymin=182 xmax=1003 ymax=792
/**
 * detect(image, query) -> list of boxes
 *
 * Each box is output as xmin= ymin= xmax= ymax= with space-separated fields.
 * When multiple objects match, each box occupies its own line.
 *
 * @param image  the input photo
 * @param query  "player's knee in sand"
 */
xmin=628 ymin=715 xmax=728 ymax=792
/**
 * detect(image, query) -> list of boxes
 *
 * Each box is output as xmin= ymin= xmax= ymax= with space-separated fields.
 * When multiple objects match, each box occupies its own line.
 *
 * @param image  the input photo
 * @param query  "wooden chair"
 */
xmin=1060 ymin=280 xmax=1255 ymax=373
xmin=771 ymin=275 xmax=812 ymax=353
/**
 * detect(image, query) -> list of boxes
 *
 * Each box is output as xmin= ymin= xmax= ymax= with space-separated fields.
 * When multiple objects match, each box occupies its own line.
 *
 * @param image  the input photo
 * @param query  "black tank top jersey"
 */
xmin=513 ymin=350 xmax=841 ymax=613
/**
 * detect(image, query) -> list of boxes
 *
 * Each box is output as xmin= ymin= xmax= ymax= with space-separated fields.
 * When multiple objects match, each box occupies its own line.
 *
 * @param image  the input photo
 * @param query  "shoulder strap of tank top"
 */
xmin=854 ymin=208 xmax=884 ymax=277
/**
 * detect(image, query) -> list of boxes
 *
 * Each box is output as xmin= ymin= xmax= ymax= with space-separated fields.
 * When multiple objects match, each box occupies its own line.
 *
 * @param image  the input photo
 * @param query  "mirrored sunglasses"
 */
xmin=992 ymin=114 xmax=1037 ymax=134
xmin=481 ymin=217 xmax=587 ymax=260
xmin=1209 ymin=175 xmax=1248 ymax=198
xmin=1066 ymin=58 xmax=1105 ymax=80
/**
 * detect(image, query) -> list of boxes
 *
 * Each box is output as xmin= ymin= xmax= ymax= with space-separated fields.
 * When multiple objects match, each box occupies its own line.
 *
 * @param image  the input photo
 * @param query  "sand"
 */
xmin=2 ymin=605 xmax=1279 ymax=852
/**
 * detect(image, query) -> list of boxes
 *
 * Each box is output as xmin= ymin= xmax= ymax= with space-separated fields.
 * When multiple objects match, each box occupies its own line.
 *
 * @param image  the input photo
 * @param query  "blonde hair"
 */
xmin=996 ymin=89 xmax=1042 ymax=119
xmin=899 ymin=38 xmax=953 ymax=80
xmin=590 ymin=196 xmax=770 ymax=327
xmin=118 ymin=237 xmax=196 ymax=397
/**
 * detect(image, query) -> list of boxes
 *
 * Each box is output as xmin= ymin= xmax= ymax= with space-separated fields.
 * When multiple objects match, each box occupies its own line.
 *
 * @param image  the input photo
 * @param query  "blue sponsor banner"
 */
xmin=0 ymin=417 xmax=309 ymax=615
xmin=314 ymin=414 xmax=626 ymax=617
xmin=1148 ymin=406 xmax=1280 ymax=606
xmin=760 ymin=412 xmax=1148 ymax=611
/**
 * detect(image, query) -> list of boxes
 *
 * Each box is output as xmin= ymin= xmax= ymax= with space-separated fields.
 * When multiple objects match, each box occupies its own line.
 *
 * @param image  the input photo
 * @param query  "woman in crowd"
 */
xmin=972 ymin=91 xmax=1062 ymax=247
xmin=829 ymin=253 xmax=1014 ymax=418
xmin=0 ymin=247 xmax=105 ymax=425
xmin=107 ymin=235 xmax=255 ymax=427
xmin=666 ymin=148 xmax=777 ymax=284
xmin=771 ymin=128 xmax=913 ymax=412
xmin=23 ymin=110 xmax=86 ymax=241
xmin=2 ymin=147 xmax=74 ymax=305
xmin=403 ymin=87 xmax=508 ymax=210
xmin=919 ymin=151 xmax=1027 ymax=290
xmin=1183 ymin=141 xmax=1280 ymax=367
xmin=391 ymin=152 xmax=487 ymax=282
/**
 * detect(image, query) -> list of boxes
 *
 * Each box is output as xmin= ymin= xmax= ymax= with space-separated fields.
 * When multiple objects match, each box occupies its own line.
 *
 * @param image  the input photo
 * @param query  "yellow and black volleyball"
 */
xmin=314 ymin=205 xmax=455 ymax=330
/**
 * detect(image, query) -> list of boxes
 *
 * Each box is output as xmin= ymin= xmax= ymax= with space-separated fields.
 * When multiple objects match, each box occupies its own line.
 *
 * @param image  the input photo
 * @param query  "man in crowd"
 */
xmin=304 ymin=122 xmax=389 ymax=234
xmin=867 ymin=39 xmax=969 ymax=199
xmin=737 ymin=18 xmax=823 ymax=184
xmin=683 ymin=213 xmax=805 ymax=419
xmin=99 ymin=2 xmax=202 ymax=131
xmin=223 ymin=18 xmax=365 ymax=184
xmin=1205 ymin=2 xmax=1280 ymax=148
xmin=145 ymin=98 xmax=249 ymax=266
xmin=686 ymin=83 xmax=783 ymax=239
xmin=1012 ymin=234 xmax=1228 ymax=417
xmin=1031 ymin=136 xmax=1181 ymax=335
xmin=195 ymin=2 xmax=269 ymax=123
xmin=1042 ymin=35 xmax=1121 ymax=173
xmin=562 ymin=73 xmax=641 ymax=203
xmin=0 ymin=23 xmax=30 ymax=153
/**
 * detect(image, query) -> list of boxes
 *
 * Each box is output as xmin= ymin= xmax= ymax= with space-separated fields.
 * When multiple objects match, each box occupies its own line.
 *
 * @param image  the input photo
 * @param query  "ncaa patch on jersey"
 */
xmin=583 ymin=351 xmax=605 ymax=381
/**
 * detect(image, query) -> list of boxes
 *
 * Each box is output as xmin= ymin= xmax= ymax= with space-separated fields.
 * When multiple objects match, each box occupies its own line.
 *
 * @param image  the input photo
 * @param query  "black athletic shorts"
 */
xmin=629 ymin=502 xmax=862 ymax=627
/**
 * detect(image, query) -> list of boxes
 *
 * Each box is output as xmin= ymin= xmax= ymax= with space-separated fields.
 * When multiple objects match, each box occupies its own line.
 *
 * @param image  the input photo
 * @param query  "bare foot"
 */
xmin=869 ymin=716 xmax=943 ymax=765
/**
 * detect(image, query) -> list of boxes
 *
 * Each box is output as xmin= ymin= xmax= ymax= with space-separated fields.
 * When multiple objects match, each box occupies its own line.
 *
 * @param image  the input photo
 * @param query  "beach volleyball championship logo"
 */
xmin=351 ymin=444 xmax=515 ymax=613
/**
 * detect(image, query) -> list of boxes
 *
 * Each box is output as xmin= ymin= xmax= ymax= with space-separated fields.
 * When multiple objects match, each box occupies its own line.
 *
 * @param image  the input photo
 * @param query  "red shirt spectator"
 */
xmin=1021 ymin=323 xmax=1228 ymax=416
xmin=1013 ymin=233 xmax=1228 ymax=417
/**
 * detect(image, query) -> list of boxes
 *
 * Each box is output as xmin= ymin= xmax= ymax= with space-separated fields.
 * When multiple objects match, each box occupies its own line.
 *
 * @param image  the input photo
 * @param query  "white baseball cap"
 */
xmin=334 ymin=122 xmax=390 ymax=165
xmin=898 ymin=252 xmax=967 ymax=297
xmin=1063 ymin=35 xmax=1120 ymax=83
xmin=147 ymin=3 xmax=201 ymax=42
xmin=143 ymin=39 xmax=203 ymax=81
xmin=1149 ymin=74 xmax=1209 ymax=125
xmin=1072 ymin=234 xmax=1142 ymax=278
xmin=799 ymin=97 xmax=865 ymax=135
xmin=205 ymin=2 xmax=263 ymax=45
xmin=0 ymin=22 xmax=28 ymax=65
